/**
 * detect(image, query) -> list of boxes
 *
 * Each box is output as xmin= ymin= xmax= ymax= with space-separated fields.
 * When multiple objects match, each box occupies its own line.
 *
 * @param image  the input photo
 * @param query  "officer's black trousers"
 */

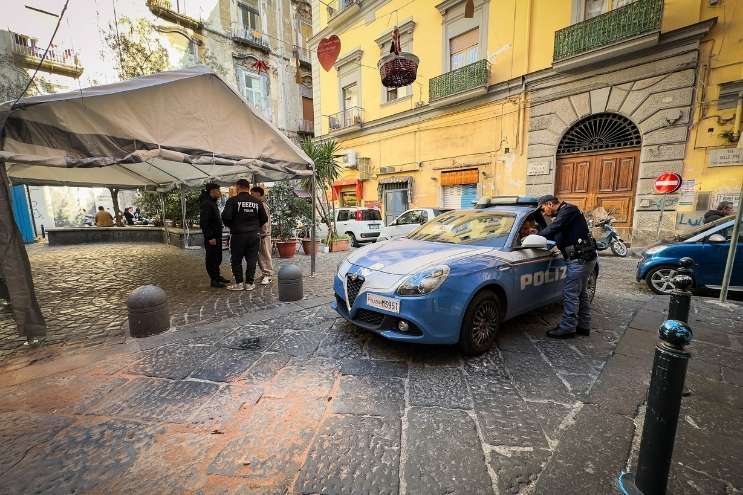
xmin=204 ymin=239 xmax=223 ymax=282
xmin=230 ymin=232 xmax=260 ymax=284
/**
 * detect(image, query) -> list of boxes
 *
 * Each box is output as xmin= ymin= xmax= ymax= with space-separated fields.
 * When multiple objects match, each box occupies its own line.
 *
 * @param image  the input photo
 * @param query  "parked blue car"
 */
xmin=332 ymin=197 xmax=599 ymax=355
xmin=636 ymin=216 xmax=742 ymax=294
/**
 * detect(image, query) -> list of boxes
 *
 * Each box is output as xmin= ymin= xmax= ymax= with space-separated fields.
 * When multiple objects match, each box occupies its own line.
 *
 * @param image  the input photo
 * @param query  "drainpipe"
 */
xmin=733 ymin=91 xmax=743 ymax=141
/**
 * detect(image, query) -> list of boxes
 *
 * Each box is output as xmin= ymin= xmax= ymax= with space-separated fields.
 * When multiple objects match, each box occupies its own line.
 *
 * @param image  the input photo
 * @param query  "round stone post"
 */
xmin=127 ymin=285 xmax=170 ymax=338
xmin=278 ymin=264 xmax=303 ymax=302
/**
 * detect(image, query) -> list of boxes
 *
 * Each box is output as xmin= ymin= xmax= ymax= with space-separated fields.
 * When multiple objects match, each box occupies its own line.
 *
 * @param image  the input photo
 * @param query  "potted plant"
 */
xmin=328 ymin=232 xmax=350 ymax=252
xmin=268 ymin=181 xmax=303 ymax=258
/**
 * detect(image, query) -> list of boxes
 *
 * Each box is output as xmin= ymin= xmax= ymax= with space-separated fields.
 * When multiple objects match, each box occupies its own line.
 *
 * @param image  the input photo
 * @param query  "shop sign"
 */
xmin=709 ymin=148 xmax=743 ymax=167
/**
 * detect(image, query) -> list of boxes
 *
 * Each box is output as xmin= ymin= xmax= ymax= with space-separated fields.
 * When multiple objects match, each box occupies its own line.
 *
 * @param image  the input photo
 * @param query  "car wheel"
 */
xmin=646 ymin=265 xmax=682 ymax=295
xmin=459 ymin=290 xmax=501 ymax=356
xmin=610 ymin=240 xmax=628 ymax=257
xmin=347 ymin=232 xmax=359 ymax=248
xmin=586 ymin=268 xmax=597 ymax=302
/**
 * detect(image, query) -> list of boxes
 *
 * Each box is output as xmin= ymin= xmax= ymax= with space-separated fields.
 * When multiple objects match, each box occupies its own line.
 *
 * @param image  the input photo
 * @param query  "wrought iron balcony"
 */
xmin=429 ymin=59 xmax=490 ymax=102
xmin=327 ymin=0 xmax=361 ymax=19
xmin=232 ymin=28 xmax=271 ymax=53
xmin=553 ymin=0 xmax=663 ymax=62
xmin=146 ymin=0 xmax=203 ymax=30
xmin=329 ymin=107 xmax=363 ymax=131
xmin=298 ymin=119 xmax=315 ymax=135
xmin=10 ymin=32 xmax=83 ymax=78
xmin=295 ymin=46 xmax=311 ymax=68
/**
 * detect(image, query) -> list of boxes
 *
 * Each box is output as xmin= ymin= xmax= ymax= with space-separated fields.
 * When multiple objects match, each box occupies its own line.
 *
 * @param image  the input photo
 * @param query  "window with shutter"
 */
xmin=449 ymin=28 xmax=479 ymax=70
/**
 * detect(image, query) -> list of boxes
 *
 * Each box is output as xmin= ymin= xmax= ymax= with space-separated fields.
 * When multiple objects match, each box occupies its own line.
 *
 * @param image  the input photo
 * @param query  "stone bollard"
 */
xmin=618 ymin=318 xmax=694 ymax=495
xmin=278 ymin=264 xmax=303 ymax=302
xmin=668 ymin=257 xmax=694 ymax=323
xmin=127 ymin=285 xmax=170 ymax=338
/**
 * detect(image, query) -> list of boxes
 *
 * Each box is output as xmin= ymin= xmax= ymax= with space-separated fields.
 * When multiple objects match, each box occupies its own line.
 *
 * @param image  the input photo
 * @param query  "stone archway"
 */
xmin=525 ymin=55 xmax=696 ymax=241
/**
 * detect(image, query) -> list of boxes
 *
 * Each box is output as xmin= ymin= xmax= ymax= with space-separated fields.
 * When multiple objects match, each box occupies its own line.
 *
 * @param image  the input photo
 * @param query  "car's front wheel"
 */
xmin=646 ymin=265 xmax=683 ymax=295
xmin=610 ymin=239 xmax=628 ymax=257
xmin=459 ymin=290 xmax=501 ymax=356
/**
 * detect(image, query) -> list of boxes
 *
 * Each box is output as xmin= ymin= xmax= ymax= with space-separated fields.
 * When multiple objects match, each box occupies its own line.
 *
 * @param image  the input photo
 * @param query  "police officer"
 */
xmin=537 ymin=194 xmax=597 ymax=339
xmin=221 ymin=179 xmax=268 ymax=291
xmin=199 ymin=183 xmax=230 ymax=288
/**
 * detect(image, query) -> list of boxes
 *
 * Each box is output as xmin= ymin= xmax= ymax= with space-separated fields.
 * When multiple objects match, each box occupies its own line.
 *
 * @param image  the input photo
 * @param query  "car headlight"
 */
xmin=643 ymin=245 xmax=665 ymax=256
xmin=397 ymin=265 xmax=450 ymax=296
xmin=337 ymin=258 xmax=351 ymax=276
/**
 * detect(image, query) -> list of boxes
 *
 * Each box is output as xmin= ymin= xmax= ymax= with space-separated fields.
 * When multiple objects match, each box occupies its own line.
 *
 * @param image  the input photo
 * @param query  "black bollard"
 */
xmin=668 ymin=257 xmax=694 ymax=323
xmin=619 ymin=319 xmax=693 ymax=495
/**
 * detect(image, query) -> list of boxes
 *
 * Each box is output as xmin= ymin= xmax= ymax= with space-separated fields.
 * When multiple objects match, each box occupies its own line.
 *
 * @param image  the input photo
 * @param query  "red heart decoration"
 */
xmin=317 ymin=35 xmax=341 ymax=72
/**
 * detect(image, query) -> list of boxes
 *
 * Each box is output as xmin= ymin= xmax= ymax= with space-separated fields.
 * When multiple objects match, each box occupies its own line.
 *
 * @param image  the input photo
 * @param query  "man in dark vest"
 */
xmin=199 ymin=183 xmax=229 ymax=288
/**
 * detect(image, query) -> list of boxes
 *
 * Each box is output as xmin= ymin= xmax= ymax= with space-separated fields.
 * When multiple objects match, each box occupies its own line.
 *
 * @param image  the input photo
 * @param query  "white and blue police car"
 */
xmin=332 ymin=196 xmax=599 ymax=355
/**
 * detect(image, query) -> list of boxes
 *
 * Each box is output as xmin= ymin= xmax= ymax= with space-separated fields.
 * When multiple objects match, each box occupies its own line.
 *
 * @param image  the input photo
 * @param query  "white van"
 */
xmin=378 ymin=208 xmax=452 ymax=241
xmin=334 ymin=207 xmax=383 ymax=246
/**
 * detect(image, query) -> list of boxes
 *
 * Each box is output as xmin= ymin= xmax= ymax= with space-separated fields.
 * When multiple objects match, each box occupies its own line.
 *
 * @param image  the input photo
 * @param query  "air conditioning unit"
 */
xmin=345 ymin=150 xmax=358 ymax=168
xmin=379 ymin=166 xmax=395 ymax=174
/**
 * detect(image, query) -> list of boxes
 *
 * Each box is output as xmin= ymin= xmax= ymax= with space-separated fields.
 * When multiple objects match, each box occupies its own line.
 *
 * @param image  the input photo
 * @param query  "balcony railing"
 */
xmin=298 ymin=119 xmax=315 ymax=134
xmin=429 ymin=59 xmax=490 ymax=102
xmin=146 ymin=0 xmax=203 ymax=30
xmin=11 ymin=33 xmax=83 ymax=78
xmin=232 ymin=28 xmax=271 ymax=52
xmin=553 ymin=0 xmax=663 ymax=62
xmin=329 ymin=107 xmax=363 ymax=131
xmin=327 ymin=0 xmax=361 ymax=18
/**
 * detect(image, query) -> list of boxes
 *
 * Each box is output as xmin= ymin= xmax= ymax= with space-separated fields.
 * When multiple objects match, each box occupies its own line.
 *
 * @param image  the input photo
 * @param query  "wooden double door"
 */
xmin=555 ymin=149 xmax=640 ymax=234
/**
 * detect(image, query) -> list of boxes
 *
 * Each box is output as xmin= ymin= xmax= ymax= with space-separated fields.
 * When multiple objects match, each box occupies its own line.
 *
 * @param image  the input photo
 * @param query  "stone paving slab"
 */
xmin=0 ymin=411 xmax=74 ymax=477
xmin=189 ymin=348 xmax=263 ymax=383
xmin=330 ymin=374 xmax=404 ymax=417
xmin=408 ymin=366 xmax=472 ymax=409
xmin=339 ymin=358 xmax=408 ymax=378
xmin=490 ymin=447 xmax=552 ymax=495
xmin=404 ymin=407 xmax=494 ymax=495
xmin=126 ymin=344 xmax=219 ymax=380
xmin=294 ymin=414 xmax=401 ymax=495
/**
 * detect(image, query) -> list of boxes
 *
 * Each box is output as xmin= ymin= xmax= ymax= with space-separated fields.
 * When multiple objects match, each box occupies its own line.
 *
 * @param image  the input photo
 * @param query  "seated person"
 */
xmin=94 ymin=206 xmax=114 ymax=227
xmin=518 ymin=219 xmax=539 ymax=243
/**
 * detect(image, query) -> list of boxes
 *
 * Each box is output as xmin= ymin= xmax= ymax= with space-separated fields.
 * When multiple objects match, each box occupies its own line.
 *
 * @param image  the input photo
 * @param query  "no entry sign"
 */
xmin=654 ymin=172 xmax=682 ymax=194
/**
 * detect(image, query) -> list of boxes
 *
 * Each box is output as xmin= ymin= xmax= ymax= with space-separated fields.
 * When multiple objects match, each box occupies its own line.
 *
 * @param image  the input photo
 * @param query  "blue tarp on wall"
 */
xmin=11 ymin=185 xmax=36 ymax=244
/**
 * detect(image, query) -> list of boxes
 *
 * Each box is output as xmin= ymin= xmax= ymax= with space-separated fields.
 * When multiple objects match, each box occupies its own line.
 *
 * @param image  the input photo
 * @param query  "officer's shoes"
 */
xmin=211 ymin=280 xmax=227 ymax=289
xmin=226 ymin=283 xmax=244 ymax=291
xmin=546 ymin=327 xmax=576 ymax=339
xmin=576 ymin=327 xmax=590 ymax=336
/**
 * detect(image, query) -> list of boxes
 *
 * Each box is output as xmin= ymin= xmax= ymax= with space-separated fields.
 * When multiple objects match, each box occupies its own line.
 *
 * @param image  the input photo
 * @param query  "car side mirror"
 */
xmin=519 ymin=234 xmax=550 ymax=250
xmin=708 ymin=233 xmax=726 ymax=243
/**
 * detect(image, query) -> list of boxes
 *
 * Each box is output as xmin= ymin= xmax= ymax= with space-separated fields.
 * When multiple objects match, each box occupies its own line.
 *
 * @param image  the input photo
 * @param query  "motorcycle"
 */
xmin=588 ymin=216 xmax=628 ymax=257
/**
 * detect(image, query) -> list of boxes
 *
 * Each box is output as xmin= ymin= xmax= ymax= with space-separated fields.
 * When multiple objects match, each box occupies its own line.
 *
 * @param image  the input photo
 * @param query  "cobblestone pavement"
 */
xmin=0 ymin=254 xmax=739 ymax=494
xmin=0 ymin=243 xmax=342 ymax=362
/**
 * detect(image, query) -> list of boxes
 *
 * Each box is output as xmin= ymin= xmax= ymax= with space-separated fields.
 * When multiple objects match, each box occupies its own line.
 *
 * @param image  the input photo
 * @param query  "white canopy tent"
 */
xmin=0 ymin=66 xmax=317 ymax=340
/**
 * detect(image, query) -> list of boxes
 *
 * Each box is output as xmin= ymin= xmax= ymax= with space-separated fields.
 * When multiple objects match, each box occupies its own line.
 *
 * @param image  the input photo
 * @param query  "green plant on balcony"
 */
xmin=429 ymin=59 xmax=490 ymax=102
xmin=553 ymin=0 xmax=663 ymax=62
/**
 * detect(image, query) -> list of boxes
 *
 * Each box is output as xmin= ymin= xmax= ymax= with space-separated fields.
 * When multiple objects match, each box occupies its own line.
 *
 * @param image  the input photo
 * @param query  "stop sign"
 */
xmin=654 ymin=172 xmax=682 ymax=194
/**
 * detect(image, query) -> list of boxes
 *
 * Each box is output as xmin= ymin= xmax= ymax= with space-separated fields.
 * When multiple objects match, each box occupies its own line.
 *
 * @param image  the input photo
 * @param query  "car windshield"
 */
xmin=360 ymin=209 xmax=382 ymax=221
xmin=673 ymin=215 xmax=734 ymax=241
xmin=407 ymin=210 xmax=516 ymax=247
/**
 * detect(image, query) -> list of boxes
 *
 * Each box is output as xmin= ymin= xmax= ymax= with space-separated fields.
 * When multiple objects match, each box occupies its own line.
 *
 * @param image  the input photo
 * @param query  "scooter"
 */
xmin=588 ymin=216 xmax=628 ymax=257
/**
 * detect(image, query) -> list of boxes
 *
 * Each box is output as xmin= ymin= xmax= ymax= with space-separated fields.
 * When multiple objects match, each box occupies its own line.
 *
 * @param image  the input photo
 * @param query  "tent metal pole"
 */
xmin=310 ymin=167 xmax=317 ymax=277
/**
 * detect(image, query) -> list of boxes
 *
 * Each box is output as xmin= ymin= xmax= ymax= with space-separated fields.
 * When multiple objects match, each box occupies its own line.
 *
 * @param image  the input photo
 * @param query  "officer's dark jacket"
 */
xmin=199 ymin=190 xmax=223 ymax=240
xmin=539 ymin=202 xmax=591 ymax=250
xmin=221 ymin=191 xmax=268 ymax=234
xmin=703 ymin=209 xmax=726 ymax=224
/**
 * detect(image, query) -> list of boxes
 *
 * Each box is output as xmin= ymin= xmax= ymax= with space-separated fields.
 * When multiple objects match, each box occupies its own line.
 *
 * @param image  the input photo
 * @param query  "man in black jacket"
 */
xmin=538 ymin=195 xmax=597 ymax=339
xmin=221 ymin=179 xmax=268 ymax=291
xmin=200 ymin=183 xmax=229 ymax=288
xmin=703 ymin=201 xmax=733 ymax=224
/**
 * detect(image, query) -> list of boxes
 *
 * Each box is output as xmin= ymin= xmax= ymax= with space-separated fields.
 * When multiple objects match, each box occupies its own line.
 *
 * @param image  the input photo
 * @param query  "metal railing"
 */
xmin=232 ymin=28 xmax=271 ymax=51
xmin=146 ymin=0 xmax=203 ymax=29
xmin=429 ymin=59 xmax=490 ymax=102
xmin=327 ymin=0 xmax=361 ymax=18
xmin=328 ymin=107 xmax=363 ymax=131
xmin=553 ymin=0 xmax=663 ymax=62
xmin=298 ymin=119 xmax=315 ymax=134
xmin=295 ymin=45 xmax=311 ymax=65
xmin=11 ymin=33 xmax=81 ymax=72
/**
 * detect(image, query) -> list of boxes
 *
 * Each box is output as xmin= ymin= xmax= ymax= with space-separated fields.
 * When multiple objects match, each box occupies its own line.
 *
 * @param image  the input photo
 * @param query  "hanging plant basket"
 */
xmin=378 ymin=52 xmax=419 ymax=89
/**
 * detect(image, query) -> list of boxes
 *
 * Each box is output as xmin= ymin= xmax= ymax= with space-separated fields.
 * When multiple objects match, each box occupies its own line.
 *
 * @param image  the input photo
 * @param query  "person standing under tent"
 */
xmin=200 ymin=183 xmax=230 ymax=288
xmin=221 ymin=179 xmax=268 ymax=291
xmin=251 ymin=186 xmax=273 ymax=285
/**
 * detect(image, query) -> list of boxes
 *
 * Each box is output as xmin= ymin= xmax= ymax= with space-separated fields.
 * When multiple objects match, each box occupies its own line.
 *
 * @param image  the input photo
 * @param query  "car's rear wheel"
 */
xmin=347 ymin=232 xmax=359 ymax=248
xmin=646 ymin=265 xmax=682 ymax=295
xmin=459 ymin=290 xmax=501 ymax=356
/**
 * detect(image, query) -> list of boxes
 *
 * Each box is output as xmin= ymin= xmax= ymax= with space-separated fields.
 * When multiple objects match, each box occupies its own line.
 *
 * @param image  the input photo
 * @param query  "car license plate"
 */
xmin=366 ymin=293 xmax=400 ymax=314
xmin=369 ymin=224 xmax=380 ymax=230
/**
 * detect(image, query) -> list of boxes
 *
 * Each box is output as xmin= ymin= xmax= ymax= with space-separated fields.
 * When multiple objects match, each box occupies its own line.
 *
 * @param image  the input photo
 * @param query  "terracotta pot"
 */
xmin=302 ymin=238 xmax=321 ymax=255
xmin=330 ymin=239 xmax=350 ymax=252
xmin=276 ymin=240 xmax=298 ymax=258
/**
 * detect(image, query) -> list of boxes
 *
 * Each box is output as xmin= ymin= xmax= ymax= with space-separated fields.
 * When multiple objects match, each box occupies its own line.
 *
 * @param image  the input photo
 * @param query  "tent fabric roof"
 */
xmin=0 ymin=65 xmax=313 ymax=189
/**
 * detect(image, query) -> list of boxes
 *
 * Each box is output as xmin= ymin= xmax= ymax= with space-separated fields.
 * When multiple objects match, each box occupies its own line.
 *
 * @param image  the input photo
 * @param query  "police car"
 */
xmin=332 ymin=196 xmax=599 ymax=355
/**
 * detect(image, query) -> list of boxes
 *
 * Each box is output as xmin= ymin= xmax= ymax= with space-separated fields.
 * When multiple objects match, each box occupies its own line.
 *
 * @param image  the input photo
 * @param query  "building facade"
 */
xmin=310 ymin=0 xmax=743 ymax=243
xmin=146 ymin=0 xmax=315 ymax=141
